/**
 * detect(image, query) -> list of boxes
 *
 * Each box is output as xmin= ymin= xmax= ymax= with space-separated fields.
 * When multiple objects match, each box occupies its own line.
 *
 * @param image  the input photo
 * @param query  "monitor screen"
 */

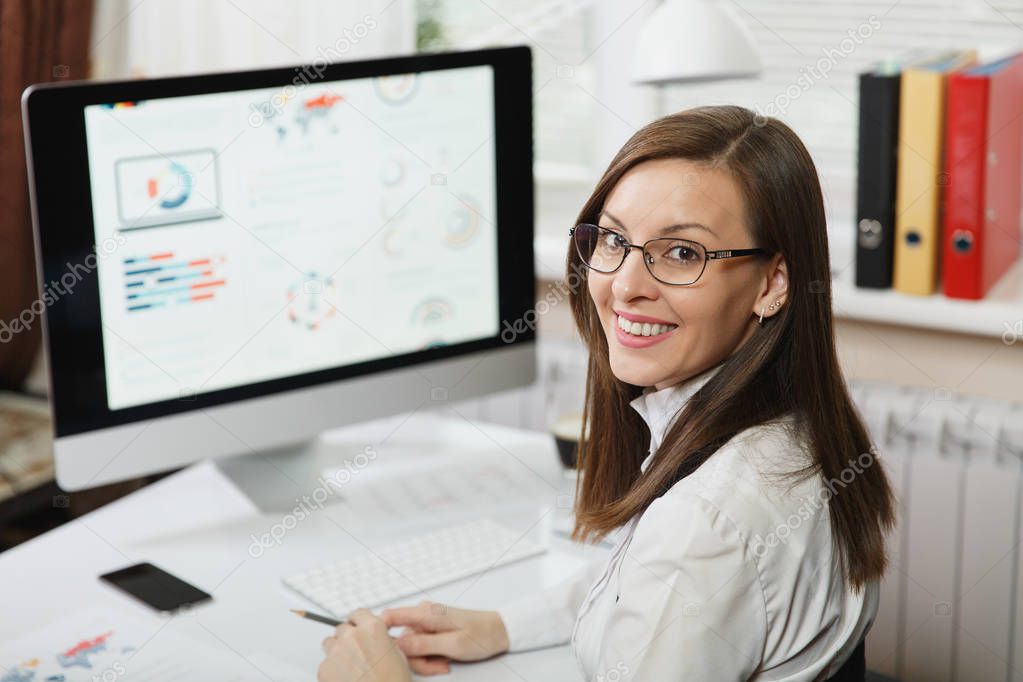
xmin=25 ymin=47 xmax=533 ymax=439
xmin=81 ymin=66 xmax=498 ymax=410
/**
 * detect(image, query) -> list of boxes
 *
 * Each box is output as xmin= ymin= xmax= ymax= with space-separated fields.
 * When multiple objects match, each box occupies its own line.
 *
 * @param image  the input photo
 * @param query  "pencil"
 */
xmin=290 ymin=608 xmax=344 ymax=627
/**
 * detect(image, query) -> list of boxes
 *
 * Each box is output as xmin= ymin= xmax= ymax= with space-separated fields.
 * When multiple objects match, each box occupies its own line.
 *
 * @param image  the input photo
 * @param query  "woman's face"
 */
xmin=587 ymin=157 xmax=783 ymax=390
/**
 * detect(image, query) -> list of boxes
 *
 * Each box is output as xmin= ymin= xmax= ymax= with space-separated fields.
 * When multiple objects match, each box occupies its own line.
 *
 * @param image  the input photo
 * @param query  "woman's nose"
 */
xmin=611 ymin=247 xmax=660 ymax=301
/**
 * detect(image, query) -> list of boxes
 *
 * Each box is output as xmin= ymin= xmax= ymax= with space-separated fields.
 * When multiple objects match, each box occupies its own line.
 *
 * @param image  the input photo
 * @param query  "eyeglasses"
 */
xmin=570 ymin=223 xmax=769 ymax=286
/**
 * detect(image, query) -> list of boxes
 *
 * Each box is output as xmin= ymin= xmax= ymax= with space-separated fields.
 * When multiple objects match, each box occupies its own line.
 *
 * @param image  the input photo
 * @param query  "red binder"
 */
xmin=942 ymin=53 xmax=1023 ymax=299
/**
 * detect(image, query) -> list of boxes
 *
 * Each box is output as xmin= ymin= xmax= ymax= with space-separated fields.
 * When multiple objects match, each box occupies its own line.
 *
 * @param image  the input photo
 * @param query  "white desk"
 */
xmin=0 ymin=412 xmax=609 ymax=680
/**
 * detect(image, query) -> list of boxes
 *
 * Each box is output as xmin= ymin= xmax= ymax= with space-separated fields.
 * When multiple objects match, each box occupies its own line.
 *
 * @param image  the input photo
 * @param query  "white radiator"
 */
xmin=854 ymin=383 xmax=1023 ymax=682
xmin=436 ymin=340 xmax=1023 ymax=681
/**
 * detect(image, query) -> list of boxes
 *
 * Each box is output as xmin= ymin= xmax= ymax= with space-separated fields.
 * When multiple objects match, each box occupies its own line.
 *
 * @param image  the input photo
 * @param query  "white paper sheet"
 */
xmin=0 ymin=608 xmax=301 ymax=682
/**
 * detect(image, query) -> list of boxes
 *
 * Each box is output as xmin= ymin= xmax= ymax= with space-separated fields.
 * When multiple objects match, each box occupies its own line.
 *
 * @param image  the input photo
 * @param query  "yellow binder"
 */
xmin=893 ymin=50 xmax=976 ymax=295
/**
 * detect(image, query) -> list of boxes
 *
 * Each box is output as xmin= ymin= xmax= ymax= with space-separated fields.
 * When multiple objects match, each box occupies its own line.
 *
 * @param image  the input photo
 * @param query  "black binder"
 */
xmin=855 ymin=68 xmax=901 ymax=289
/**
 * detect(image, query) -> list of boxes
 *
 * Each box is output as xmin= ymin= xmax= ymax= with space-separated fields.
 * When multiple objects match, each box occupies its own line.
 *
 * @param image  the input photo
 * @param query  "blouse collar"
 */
xmin=629 ymin=362 xmax=725 ymax=473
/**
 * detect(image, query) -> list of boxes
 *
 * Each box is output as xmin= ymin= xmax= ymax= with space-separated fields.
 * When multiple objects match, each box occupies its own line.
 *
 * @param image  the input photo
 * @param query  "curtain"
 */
xmin=0 ymin=0 xmax=93 ymax=389
xmin=90 ymin=0 xmax=414 ymax=80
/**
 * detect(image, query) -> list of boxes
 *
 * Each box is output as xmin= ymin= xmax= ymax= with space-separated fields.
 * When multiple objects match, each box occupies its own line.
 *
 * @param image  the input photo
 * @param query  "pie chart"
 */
xmin=148 ymin=160 xmax=193 ymax=209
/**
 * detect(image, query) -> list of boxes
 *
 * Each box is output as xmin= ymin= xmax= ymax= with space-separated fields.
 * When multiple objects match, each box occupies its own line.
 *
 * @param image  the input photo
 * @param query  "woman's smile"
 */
xmin=612 ymin=310 xmax=678 ymax=348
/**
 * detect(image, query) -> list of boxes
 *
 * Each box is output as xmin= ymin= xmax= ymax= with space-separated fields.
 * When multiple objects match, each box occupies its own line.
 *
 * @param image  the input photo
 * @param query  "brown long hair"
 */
xmin=569 ymin=105 xmax=895 ymax=591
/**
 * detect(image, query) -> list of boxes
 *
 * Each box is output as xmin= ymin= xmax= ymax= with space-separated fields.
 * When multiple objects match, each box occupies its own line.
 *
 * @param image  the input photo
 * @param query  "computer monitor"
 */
xmin=22 ymin=46 xmax=536 ymax=492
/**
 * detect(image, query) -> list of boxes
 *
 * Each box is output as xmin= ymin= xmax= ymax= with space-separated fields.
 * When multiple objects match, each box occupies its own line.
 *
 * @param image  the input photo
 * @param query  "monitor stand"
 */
xmin=211 ymin=410 xmax=482 ymax=514
xmin=214 ymin=438 xmax=353 ymax=514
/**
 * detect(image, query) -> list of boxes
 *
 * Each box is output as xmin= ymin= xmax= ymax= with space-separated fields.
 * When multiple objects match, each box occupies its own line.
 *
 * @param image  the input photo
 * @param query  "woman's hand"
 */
xmin=380 ymin=600 xmax=510 ymax=676
xmin=317 ymin=608 xmax=411 ymax=682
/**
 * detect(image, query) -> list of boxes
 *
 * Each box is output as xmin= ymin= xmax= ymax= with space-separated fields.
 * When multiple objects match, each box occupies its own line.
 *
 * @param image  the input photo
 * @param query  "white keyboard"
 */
xmin=283 ymin=518 xmax=547 ymax=617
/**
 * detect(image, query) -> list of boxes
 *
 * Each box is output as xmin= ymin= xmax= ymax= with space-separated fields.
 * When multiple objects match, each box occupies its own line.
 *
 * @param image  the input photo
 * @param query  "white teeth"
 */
xmin=616 ymin=315 xmax=677 ymax=337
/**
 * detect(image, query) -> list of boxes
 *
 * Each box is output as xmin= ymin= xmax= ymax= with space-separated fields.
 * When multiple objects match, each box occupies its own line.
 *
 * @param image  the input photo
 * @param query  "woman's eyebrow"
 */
xmin=598 ymin=209 xmax=628 ymax=230
xmin=598 ymin=209 xmax=717 ymax=238
xmin=658 ymin=222 xmax=717 ymax=238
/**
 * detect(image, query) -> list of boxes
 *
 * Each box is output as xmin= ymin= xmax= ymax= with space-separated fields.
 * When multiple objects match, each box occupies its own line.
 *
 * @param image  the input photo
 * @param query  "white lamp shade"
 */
xmin=632 ymin=0 xmax=763 ymax=85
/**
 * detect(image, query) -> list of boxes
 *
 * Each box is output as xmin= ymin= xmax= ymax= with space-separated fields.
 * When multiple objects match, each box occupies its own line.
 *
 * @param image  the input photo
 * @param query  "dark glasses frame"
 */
xmin=569 ymin=223 xmax=770 ymax=285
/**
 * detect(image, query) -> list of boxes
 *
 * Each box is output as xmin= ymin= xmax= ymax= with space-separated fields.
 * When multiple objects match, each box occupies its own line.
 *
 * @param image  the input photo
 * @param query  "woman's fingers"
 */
xmin=379 ymin=605 xmax=418 ymax=626
xmin=381 ymin=602 xmax=449 ymax=631
xmin=322 ymin=620 xmax=356 ymax=654
xmin=396 ymin=630 xmax=466 ymax=659
xmin=407 ymin=656 xmax=452 ymax=676
xmin=383 ymin=604 xmax=508 ymax=662
xmin=346 ymin=608 xmax=376 ymax=627
xmin=318 ymin=613 xmax=413 ymax=682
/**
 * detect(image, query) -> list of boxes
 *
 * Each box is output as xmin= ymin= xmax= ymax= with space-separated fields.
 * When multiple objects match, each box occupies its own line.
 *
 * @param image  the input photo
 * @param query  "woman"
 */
xmin=318 ymin=105 xmax=895 ymax=682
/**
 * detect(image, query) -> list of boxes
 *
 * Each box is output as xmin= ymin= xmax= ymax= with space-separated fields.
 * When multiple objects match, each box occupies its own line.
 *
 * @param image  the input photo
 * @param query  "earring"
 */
xmin=759 ymin=299 xmax=783 ymax=325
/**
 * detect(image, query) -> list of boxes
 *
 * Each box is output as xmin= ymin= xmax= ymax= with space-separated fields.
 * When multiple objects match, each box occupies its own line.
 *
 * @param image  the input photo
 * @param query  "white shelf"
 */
xmin=832 ymin=260 xmax=1023 ymax=340
xmin=536 ymin=237 xmax=1023 ymax=340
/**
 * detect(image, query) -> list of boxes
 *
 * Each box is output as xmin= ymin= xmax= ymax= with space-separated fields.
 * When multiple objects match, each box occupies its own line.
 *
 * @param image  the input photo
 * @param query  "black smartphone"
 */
xmin=99 ymin=562 xmax=212 ymax=613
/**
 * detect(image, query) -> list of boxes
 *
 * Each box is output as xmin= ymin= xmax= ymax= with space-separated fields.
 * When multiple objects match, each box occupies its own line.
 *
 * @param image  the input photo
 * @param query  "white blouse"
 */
xmin=498 ymin=363 xmax=878 ymax=681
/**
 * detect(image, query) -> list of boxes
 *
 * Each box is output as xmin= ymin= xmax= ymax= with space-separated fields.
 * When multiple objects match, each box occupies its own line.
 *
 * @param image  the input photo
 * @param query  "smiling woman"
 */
xmin=567 ymin=106 xmax=892 ymax=559
xmin=558 ymin=105 xmax=894 ymax=679
xmin=317 ymin=105 xmax=894 ymax=682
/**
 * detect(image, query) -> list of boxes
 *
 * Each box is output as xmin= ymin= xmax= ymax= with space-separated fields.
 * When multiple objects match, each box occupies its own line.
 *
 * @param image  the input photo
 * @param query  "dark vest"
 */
xmin=826 ymin=639 xmax=865 ymax=682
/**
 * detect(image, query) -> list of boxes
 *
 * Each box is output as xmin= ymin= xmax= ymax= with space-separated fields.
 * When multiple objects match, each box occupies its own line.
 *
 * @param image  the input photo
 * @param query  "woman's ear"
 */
xmin=752 ymin=254 xmax=789 ymax=321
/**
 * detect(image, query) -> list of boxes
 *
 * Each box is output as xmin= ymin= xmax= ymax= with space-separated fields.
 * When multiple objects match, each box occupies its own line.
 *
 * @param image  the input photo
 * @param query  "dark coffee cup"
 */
xmin=551 ymin=412 xmax=585 ymax=469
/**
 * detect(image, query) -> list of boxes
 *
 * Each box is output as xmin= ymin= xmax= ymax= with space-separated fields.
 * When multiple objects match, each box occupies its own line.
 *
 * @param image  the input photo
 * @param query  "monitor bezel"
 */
xmin=23 ymin=46 xmax=536 ymax=438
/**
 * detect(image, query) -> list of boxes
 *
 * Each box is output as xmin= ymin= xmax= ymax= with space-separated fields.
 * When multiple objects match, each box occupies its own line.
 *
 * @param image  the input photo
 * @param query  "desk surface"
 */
xmin=0 ymin=411 xmax=606 ymax=680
